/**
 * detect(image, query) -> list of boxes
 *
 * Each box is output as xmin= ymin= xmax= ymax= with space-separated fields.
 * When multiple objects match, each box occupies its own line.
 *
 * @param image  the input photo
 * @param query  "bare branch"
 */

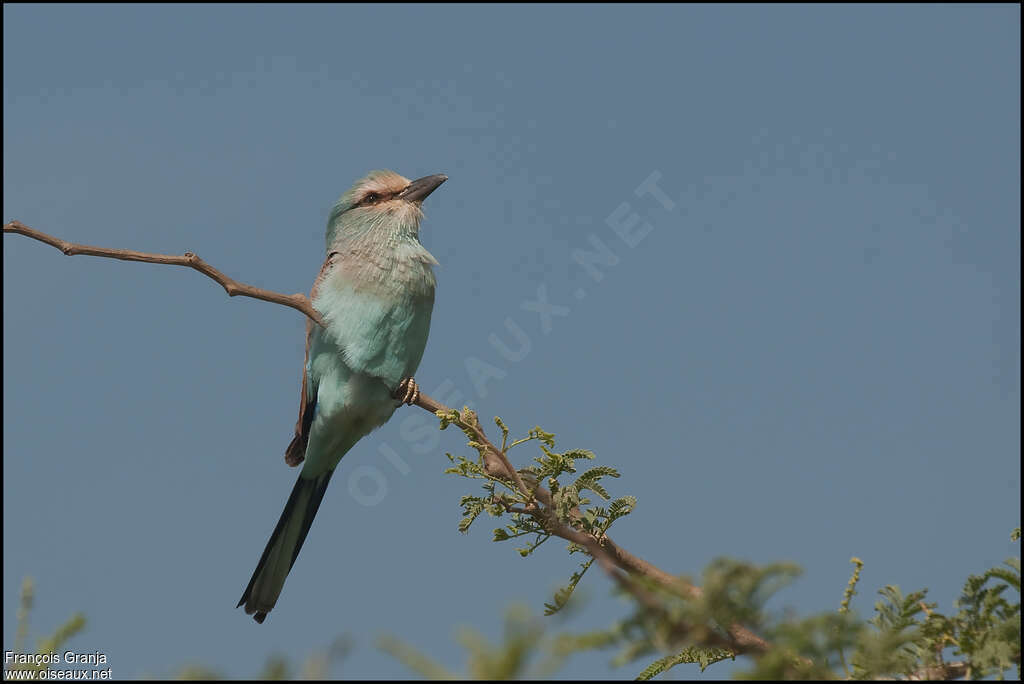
xmin=4 ymin=220 xmax=326 ymax=328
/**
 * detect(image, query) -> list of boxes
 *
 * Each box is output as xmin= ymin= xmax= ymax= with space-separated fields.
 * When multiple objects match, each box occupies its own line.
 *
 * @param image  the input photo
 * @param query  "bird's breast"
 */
xmin=328 ymin=244 xmax=436 ymax=299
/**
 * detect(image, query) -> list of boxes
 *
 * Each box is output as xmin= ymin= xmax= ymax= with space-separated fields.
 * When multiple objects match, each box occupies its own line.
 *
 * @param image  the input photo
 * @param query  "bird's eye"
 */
xmin=363 ymin=192 xmax=380 ymax=204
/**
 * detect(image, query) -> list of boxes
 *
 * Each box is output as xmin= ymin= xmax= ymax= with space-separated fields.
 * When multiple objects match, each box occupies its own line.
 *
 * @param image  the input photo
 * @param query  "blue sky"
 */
xmin=3 ymin=4 xmax=1019 ymax=679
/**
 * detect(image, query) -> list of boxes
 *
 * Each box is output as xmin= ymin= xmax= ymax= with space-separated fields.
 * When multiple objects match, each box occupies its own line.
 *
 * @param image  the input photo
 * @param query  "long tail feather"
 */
xmin=238 ymin=469 xmax=334 ymax=623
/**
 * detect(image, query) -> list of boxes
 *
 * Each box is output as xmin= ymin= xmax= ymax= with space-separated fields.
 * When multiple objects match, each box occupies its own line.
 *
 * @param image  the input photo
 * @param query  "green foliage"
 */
xmin=948 ymin=556 xmax=1021 ymax=677
xmin=5 ymin=577 xmax=86 ymax=677
xmin=850 ymin=584 xmax=932 ymax=677
xmin=379 ymin=606 xmax=570 ymax=680
xmin=167 ymin=638 xmax=352 ymax=680
xmin=532 ymin=546 xmax=1020 ymax=681
xmin=636 ymin=647 xmax=735 ymax=679
xmin=551 ymin=558 xmax=811 ymax=678
xmin=735 ymin=541 xmax=1022 ymax=681
xmin=842 ymin=548 xmax=1020 ymax=681
xmin=442 ymin=414 xmax=673 ymax=659
xmin=839 ymin=557 xmax=863 ymax=616
xmin=698 ymin=558 xmax=804 ymax=631
xmin=571 ymin=464 xmax=618 ymax=501
xmin=9 ymin=404 xmax=1016 ymax=681
xmin=433 ymin=409 xmax=1021 ymax=680
xmin=443 ymin=415 xmax=640 ymax=615
xmin=443 ymin=416 xmax=635 ymax=607
xmin=836 ymin=557 xmax=863 ymax=677
xmin=164 ymin=639 xmax=355 ymax=679
xmin=738 ymin=612 xmax=863 ymax=680
xmin=377 ymin=543 xmax=1008 ymax=681
xmin=544 ymin=558 xmax=595 ymax=616
xmin=377 ymin=635 xmax=461 ymax=680
xmin=4 ymin=581 xmax=352 ymax=680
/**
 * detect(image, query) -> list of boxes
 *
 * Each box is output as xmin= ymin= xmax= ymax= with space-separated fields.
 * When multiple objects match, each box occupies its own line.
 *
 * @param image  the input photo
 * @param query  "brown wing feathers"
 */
xmin=283 ymin=254 xmax=338 ymax=467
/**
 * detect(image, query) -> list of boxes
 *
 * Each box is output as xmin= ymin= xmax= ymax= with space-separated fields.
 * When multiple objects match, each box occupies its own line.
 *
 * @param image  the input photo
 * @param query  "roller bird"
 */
xmin=238 ymin=170 xmax=446 ymax=623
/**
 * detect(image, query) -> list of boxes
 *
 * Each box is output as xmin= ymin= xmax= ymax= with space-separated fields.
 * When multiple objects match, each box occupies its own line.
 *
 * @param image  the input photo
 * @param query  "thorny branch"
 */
xmin=4 ymin=221 xmax=980 ymax=678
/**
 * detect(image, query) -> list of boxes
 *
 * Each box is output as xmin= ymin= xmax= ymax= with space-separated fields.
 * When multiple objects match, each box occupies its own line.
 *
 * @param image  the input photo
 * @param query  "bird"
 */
xmin=238 ymin=170 xmax=447 ymax=623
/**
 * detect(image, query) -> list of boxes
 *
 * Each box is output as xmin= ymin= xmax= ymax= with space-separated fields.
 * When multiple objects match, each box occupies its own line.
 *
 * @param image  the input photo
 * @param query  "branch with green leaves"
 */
xmin=379 ymin=539 xmax=1019 ymax=680
xmin=430 ymin=403 xmax=773 ymax=660
xmin=2 ymin=221 xmax=768 ymax=656
xmin=2 ymin=220 xmax=769 ymax=665
xmin=6 ymin=222 xmax=1019 ymax=679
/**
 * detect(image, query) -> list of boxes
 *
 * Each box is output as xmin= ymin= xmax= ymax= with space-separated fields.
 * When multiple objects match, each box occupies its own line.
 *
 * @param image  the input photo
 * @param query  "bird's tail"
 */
xmin=238 ymin=469 xmax=334 ymax=623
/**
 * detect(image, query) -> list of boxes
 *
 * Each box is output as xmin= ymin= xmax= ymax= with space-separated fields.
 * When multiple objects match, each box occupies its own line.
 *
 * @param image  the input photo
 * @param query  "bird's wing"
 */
xmin=283 ymin=252 xmax=339 ymax=467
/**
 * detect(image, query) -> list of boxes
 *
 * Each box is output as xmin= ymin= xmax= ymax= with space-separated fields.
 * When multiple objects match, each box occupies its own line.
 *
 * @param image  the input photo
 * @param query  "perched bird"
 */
xmin=238 ymin=170 xmax=447 ymax=623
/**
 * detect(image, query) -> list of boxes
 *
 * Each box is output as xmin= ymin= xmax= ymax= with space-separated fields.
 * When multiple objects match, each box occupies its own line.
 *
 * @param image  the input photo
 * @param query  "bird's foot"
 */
xmin=395 ymin=377 xmax=421 ymax=406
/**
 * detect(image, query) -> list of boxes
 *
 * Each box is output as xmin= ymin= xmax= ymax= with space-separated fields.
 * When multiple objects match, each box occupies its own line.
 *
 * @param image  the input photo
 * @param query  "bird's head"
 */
xmin=326 ymin=170 xmax=447 ymax=247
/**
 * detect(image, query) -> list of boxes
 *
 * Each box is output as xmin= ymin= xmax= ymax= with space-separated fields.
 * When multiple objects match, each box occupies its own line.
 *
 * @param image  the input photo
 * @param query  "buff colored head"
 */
xmin=326 ymin=170 xmax=447 ymax=247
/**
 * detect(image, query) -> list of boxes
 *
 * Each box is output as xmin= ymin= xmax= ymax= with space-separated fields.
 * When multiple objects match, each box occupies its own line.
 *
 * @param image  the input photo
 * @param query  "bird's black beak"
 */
xmin=398 ymin=174 xmax=448 ymax=203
